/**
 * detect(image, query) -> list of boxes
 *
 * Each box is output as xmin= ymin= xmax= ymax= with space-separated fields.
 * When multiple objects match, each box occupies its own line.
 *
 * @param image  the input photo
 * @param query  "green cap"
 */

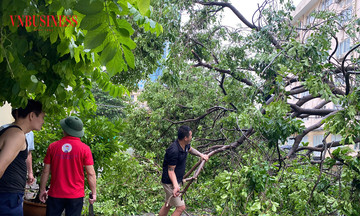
xmin=60 ymin=116 xmax=84 ymax=138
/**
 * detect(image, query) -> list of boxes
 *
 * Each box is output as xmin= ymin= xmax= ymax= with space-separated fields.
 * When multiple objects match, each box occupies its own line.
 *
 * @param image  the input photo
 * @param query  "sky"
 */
xmin=222 ymin=0 xmax=302 ymax=27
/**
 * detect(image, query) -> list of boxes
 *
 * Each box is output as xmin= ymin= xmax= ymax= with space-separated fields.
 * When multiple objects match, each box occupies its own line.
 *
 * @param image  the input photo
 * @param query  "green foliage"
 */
xmin=20 ymin=0 xmax=360 ymax=214
xmin=80 ymin=114 xmax=125 ymax=174
xmin=256 ymin=100 xmax=305 ymax=147
xmin=32 ymin=113 xmax=124 ymax=183
xmin=92 ymin=85 xmax=125 ymax=121
xmin=115 ymin=0 xmax=360 ymax=214
xmin=86 ymin=151 xmax=163 ymax=215
xmin=0 ymin=0 xmax=162 ymax=113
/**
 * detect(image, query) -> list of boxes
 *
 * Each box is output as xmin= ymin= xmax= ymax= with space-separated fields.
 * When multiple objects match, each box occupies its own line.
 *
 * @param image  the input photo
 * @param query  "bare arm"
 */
xmin=168 ymin=165 xmax=180 ymax=197
xmin=26 ymin=151 xmax=35 ymax=185
xmin=39 ymin=164 xmax=50 ymax=203
xmin=189 ymin=147 xmax=209 ymax=161
xmin=85 ymin=165 xmax=97 ymax=204
xmin=0 ymin=131 xmax=26 ymax=178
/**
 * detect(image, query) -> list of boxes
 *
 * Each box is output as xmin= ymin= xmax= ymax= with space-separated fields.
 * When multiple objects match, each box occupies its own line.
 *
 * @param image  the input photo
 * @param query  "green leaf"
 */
xmin=117 ymin=19 xmax=134 ymax=35
xmin=137 ymin=0 xmax=150 ymax=15
xmin=117 ymin=2 xmax=130 ymax=16
xmin=122 ymin=45 xmax=135 ymax=69
xmin=30 ymin=75 xmax=38 ymax=83
xmin=109 ymin=85 xmax=116 ymax=96
xmin=75 ymin=0 xmax=103 ymax=15
xmin=7 ymin=51 xmax=14 ymax=63
xmin=57 ymin=40 xmax=70 ymax=56
xmin=117 ymin=27 xmax=130 ymax=38
xmin=155 ymin=23 xmax=163 ymax=36
xmin=122 ymin=38 xmax=137 ymax=50
xmin=84 ymin=30 xmax=108 ymax=49
xmin=108 ymin=2 xmax=121 ymax=15
xmin=92 ymin=69 xmax=101 ymax=80
xmin=356 ymin=18 xmax=360 ymax=25
xmin=12 ymin=83 xmax=20 ymax=95
xmin=79 ymin=12 xmax=107 ymax=30
xmin=100 ymin=43 xmax=117 ymax=65
xmin=106 ymin=52 xmax=125 ymax=77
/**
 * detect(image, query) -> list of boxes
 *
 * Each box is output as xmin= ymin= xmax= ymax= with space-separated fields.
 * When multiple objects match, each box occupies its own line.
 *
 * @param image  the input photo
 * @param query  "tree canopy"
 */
xmin=0 ymin=0 xmax=162 ymax=113
xmin=118 ymin=0 xmax=360 ymax=214
xmin=3 ymin=0 xmax=360 ymax=214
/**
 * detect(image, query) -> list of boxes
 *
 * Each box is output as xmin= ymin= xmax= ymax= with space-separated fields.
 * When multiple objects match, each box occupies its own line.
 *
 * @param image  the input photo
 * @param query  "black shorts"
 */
xmin=46 ymin=196 xmax=84 ymax=216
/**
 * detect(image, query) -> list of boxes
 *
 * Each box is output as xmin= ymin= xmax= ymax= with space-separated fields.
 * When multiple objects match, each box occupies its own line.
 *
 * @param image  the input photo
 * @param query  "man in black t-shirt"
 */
xmin=159 ymin=125 xmax=209 ymax=216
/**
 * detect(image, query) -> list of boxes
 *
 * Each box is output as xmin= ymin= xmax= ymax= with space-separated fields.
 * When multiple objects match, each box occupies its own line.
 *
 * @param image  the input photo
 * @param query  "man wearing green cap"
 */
xmin=39 ymin=116 xmax=96 ymax=216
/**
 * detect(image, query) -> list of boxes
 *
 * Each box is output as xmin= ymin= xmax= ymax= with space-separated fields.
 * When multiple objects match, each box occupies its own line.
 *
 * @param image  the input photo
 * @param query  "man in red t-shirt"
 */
xmin=39 ymin=116 xmax=96 ymax=216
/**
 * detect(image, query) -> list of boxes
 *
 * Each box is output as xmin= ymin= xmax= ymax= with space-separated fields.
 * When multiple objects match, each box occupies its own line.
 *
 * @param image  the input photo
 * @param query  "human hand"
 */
xmin=39 ymin=189 xmax=48 ymax=203
xmin=27 ymin=173 xmax=35 ymax=185
xmin=172 ymin=186 xmax=180 ymax=197
xmin=201 ymin=154 xmax=209 ymax=161
xmin=89 ymin=193 xmax=96 ymax=204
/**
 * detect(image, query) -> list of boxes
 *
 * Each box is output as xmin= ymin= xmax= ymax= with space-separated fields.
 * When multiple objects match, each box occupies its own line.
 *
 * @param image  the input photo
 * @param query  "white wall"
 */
xmin=0 ymin=102 xmax=14 ymax=126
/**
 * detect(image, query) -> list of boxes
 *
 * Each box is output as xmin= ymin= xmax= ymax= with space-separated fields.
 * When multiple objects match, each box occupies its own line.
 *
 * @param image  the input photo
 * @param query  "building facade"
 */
xmin=289 ymin=0 xmax=360 ymax=158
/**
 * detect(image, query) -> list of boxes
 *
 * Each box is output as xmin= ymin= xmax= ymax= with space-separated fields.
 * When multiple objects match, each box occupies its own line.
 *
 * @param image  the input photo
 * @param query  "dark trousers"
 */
xmin=0 ymin=192 xmax=24 ymax=216
xmin=46 ymin=196 xmax=83 ymax=216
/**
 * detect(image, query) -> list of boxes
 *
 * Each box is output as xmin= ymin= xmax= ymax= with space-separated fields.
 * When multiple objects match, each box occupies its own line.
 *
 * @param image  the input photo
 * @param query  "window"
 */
xmin=321 ymin=0 xmax=333 ymax=10
xmin=296 ymin=21 xmax=302 ymax=36
xmin=339 ymin=7 xmax=352 ymax=24
xmin=339 ymin=0 xmax=352 ymax=7
xmin=306 ymin=11 xmax=315 ymax=25
xmin=336 ymin=38 xmax=350 ymax=58
xmin=313 ymin=134 xmax=324 ymax=146
xmin=313 ymin=134 xmax=324 ymax=159
xmin=331 ymin=134 xmax=342 ymax=142
xmin=315 ymin=115 xmax=322 ymax=119
xmin=302 ymin=91 xmax=310 ymax=97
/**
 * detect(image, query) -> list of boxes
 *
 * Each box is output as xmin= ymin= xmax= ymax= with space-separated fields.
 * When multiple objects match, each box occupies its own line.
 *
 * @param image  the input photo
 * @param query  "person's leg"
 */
xmin=160 ymin=183 xmax=186 ymax=216
xmin=0 ymin=192 xmax=24 ymax=216
xmin=159 ymin=203 xmax=172 ymax=216
xmin=46 ymin=196 xmax=65 ymax=216
xmin=172 ymin=205 xmax=186 ymax=216
xmin=64 ymin=197 xmax=83 ymax=216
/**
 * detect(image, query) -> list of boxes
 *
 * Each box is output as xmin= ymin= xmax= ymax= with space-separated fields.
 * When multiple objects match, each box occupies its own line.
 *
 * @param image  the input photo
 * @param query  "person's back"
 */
xmin=44 ymin=136 xmax=92 ymax=198
xmin=39 ymin=116 xmax=96 ymax=216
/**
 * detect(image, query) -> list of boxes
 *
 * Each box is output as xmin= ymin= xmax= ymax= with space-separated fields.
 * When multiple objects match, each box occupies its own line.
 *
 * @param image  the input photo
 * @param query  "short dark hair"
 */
xmin=178 ymin=125 xmax=191 ymax=140
xmin=15 ymin=100 xmax=43 ymax=119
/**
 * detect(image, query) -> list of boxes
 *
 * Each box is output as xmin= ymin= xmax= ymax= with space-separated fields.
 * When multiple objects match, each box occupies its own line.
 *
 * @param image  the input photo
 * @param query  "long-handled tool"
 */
xmin=89 ymin=192 xmax=94 ymax=216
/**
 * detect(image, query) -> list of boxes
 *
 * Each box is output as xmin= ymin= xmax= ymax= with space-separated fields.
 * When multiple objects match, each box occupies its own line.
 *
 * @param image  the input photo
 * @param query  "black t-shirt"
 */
xmin=161 ymin=140 xmax=190 ymax=184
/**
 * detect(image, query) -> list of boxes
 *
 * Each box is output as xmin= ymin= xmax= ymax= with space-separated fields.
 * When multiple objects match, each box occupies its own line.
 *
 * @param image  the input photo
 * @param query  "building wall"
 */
xmin=294 ymin=0 xmax=358 ymax=60
xmin=289 ymin=0 xmax=360 ymax=156
xmin=0 ymin=102 xmax=14 ymax=126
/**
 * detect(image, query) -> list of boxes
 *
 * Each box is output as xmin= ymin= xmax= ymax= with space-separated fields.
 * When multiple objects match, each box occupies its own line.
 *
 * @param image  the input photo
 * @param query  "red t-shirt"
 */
xmin=44 ymin=136 xmax=94 ymax=198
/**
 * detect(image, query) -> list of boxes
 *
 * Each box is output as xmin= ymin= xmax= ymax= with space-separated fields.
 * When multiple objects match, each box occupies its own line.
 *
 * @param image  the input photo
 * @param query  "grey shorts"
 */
xmin=162 ymin=183 xmax=185 ymax=207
